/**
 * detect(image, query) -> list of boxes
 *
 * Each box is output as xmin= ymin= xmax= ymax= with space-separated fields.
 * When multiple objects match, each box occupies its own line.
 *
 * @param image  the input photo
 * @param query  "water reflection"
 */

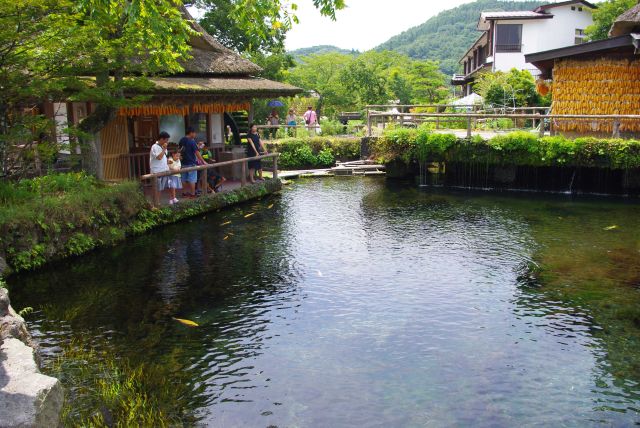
xmin=8 ymin=178 xmax=640 ymax=426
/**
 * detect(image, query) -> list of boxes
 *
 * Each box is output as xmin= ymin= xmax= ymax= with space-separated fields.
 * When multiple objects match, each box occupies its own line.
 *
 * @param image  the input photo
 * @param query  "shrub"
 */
xmin=267 ymin=137 xmax=361 ymax=169
xmin=373 ymin=129 xmax=640 ymax=169
xmin=320 ymin=120 xmax=346 ymax=136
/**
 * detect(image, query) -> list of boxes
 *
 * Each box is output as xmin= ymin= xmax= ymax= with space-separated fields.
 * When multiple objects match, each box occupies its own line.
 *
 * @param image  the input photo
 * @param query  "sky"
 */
xmin=284 ymin=0 xmax=478 ymax=52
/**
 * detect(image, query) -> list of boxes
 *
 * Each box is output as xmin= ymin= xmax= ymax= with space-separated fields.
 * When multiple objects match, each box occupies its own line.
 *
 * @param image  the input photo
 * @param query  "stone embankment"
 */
xmin=0 ymin=287 xmax=63 ymax=427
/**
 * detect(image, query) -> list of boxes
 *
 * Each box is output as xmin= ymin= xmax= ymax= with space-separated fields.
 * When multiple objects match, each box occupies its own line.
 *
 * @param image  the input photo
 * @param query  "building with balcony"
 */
xmin=452 ymin=0 xmax=596 ymax=97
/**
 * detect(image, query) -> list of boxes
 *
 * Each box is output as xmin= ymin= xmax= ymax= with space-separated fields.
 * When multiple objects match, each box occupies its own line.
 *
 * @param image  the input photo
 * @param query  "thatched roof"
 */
xmin=180 ymin=6 xmax=262 ymax=75
xmin=148 ymin=76 xmax=302 ymax=97
xmin=609 ymin=2 xmax=640 ymax=37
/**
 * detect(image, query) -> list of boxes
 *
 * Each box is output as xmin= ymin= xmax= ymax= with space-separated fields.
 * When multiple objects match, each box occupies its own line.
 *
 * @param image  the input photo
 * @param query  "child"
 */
xmin=167 ymin=151 xmax=182 ymax=205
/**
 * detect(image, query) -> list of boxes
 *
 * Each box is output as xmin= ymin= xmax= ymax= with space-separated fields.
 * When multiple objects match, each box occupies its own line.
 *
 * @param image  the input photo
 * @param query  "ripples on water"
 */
xmin=8 ymin=177 xmax=640 ymax=426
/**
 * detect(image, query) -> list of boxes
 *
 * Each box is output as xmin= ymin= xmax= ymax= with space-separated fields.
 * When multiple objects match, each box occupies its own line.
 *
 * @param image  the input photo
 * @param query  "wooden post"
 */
xmin=367 ymin=110 xmax=372 ymax=137
xmin=466 ymin=116 xmax=472 ymax=139
xmin=273 ymin=155 xmax=278 ymax=180
xmin=612 ymin=119 xmax=621 ymax=138
xmin=151 ymin=176 xmax=160 ymax=206
xmin=538 ymin=114 xmax=545 ymax=138
xmin=241 ymin=161 xmax=247 ymax=187
xmin=200 ymin=167 xmax=208 ymax=193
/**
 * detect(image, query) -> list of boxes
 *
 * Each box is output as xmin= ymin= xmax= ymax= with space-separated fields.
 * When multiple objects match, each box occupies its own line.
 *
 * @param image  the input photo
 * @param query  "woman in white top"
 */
xmin=167 ymin=151 xmax=182 ymax=205
xmin=149 ymin=132 xmax=172 ymax=199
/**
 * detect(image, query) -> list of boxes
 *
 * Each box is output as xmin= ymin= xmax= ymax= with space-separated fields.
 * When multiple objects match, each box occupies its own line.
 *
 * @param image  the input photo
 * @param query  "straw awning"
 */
xmin=609 ymin=3 xmax=640 ymax=37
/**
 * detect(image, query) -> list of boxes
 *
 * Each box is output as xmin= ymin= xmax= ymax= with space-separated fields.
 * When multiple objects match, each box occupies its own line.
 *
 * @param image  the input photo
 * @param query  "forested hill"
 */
xmin=288 ymin=45 xmax=359 ymax=61
xmin=376 ymin=0 xmax=544 ymax=76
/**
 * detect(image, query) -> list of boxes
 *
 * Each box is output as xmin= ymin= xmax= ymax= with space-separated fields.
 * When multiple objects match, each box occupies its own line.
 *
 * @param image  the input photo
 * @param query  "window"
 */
xmin=575 ymin=29 xmax=586 ymax=45
xmin=496 ymin=24 xmax=522 ymax=52
xmin=571 ymin=6 xmax=575 ymax=10
xmin=159 ymin=115 xmax=185 ymax=145
xmin=578 ymin=7 xmax=583 ymax=12
xmin=187 ymin=113 xmax=208 ymax=143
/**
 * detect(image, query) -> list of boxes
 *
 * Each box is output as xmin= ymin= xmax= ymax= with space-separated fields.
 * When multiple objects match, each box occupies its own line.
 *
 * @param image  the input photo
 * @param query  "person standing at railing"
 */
xmin=286 ymin=109 xmax=297 ymax=137
xmin=246 ymin=123 xmax=267 ymax=183
xmin=149 ymin=131 xmax=172 ymax=201
xmin=267 ymin=109 xmax=280 ymax=139
xmin=179 ymin=127 xmax=206 ymax=198
xmin=167 ymin=151 xmax=182 ymax=205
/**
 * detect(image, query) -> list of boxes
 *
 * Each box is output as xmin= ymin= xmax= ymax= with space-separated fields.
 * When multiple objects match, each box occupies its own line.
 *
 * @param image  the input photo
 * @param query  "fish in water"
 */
xmin=244 ymin=213 xmax=255 ymax=218
xmin=604 ymin=225 xmax=618 ymax=231
xmin=224 ymin=235 xmax=230 ymax=240
xmin=221 ymin=221 xmax=232 ymax=226
xmin=268 ymin=204 xmax=274 ymax=209
xmin=173 ymin=317 xmax=199 ymax=327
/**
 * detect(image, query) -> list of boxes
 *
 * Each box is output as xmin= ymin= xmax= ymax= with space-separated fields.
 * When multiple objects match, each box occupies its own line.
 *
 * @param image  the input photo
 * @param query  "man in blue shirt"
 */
xmin=178 ymin=127 xmax=206 ymax=197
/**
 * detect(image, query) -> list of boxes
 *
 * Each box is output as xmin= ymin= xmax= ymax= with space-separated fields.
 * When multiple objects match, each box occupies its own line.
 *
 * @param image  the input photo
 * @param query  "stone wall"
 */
xmin=0 ymin=287 xmax=63 ymax=428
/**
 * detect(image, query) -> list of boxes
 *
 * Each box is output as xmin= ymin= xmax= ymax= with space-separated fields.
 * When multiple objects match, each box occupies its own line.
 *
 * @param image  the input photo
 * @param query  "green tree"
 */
xmin=474 ymin=69 xmax=540 ymax=108
xmin=286 ymin=52 xmax=354 ymax=117
xmin=409 ymin=60 xmax=450 ymax=103
xmin=585 ymin=0 xmax=636 ymax=41
xmin=196 ymin=0 xmax=346 ymax=54
xmin=1 ymin=0 xmax=346 ymax=178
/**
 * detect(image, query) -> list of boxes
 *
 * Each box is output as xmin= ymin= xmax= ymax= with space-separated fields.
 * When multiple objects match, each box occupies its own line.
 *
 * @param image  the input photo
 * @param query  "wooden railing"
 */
xmin=366 ymin=111 xmax=640 ymax=139
xmin=140 ymin=153 xmax=279 ymax=206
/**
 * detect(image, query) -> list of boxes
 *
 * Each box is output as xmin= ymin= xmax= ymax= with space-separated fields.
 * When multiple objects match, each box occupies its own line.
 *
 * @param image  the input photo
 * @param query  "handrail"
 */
xmin=368 ymin=113 xmax=640 ymax=120
xmin=367 ymin=110 xmax=640 ymax=138
xmin=140 ymin=153 xmax=278 ymax=180
xmin=141 ymin=153 xmax=279 ymax=206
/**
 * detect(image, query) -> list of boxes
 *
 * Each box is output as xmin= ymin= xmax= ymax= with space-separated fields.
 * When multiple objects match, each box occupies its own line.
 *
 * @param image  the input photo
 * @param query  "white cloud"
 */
xmin=285 ymin=0 xmax=477 ymax=52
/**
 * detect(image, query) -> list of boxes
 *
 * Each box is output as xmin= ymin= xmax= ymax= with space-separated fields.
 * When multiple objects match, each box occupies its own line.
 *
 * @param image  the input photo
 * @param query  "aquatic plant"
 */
xmin=50 ymin=342 xmax=196 ymax=427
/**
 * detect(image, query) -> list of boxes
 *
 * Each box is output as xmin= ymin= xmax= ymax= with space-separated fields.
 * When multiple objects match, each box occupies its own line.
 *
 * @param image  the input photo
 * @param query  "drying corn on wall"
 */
xmin=552 ymin=58 xmax=640 ymax=133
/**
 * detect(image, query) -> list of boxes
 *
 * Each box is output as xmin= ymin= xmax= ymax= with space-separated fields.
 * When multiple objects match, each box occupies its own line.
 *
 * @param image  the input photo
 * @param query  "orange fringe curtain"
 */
xmin=551 ymin=58 xmax=640 ymax=133
xmin=117 ymin=102 xmax=251 ymax=117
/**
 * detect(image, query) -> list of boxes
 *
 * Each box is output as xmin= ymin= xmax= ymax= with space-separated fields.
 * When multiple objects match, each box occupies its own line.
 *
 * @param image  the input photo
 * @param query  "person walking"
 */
xmin=286 ymin=109 xmax=297 ymax=136
xmin=149 ymin=131 xmax=172 ymax=202
xmin=267 ymin=109 xmax=280 ymax=139
xmin=246 ymin=123 xmax=267 ymax=183
xmin=179 ymin=127 xmax=206 ymax=198
xmin=303 ymin=106 xmax=318 ymax=135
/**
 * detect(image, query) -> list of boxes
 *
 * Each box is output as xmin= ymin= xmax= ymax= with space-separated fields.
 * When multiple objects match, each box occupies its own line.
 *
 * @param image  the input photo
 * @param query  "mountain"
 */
xmin=288 ymin=45 xmax=359 ymax=61
xmin=376 ymin=0 xmax=544 ymax=76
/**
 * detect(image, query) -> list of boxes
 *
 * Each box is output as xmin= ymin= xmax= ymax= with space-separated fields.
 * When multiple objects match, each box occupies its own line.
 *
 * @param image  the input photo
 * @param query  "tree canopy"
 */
xmin=474 ymin=69 xmax=548 ymax=108
xmin=585 ymin=0 xmax=636 ymax=41
xmin=286 ymin=51 xmax=450 ymax=117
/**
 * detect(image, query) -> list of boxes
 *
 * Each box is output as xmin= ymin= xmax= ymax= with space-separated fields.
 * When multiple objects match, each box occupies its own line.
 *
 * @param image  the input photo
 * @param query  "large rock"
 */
xmin=0 ymin=288 xmax=62 ymax=427
xmin=0 ymin=338 xmax=63 ymax=428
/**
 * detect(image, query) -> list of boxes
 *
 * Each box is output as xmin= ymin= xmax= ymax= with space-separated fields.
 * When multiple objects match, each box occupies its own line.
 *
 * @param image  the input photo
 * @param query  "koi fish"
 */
xmin=267 ymin=204 xmax=274 ymax=209
xmin=604 ymin=225 xmax=618 ymax=231
xmin=173 ymin=317 xmax=199 ymax=327
xmin=224 ymin=235 xmax=230 ymax=240
xmin=244 ymin=213 xmax=255 ymax=218
xmin=221 ymin=221 xmax=232 ymax=226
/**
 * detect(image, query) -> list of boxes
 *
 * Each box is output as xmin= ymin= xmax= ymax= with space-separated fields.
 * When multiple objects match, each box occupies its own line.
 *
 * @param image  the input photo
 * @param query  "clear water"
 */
xmin=8 ymin=177 xmax=640 ymax=427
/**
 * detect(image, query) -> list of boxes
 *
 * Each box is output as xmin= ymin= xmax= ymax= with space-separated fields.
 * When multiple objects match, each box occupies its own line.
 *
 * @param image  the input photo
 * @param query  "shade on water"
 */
xmin=8 ymin=177 xmax=640 ymax=426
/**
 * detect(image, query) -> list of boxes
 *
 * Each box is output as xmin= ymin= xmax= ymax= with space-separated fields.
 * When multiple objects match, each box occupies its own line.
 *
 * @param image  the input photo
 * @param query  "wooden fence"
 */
xmin=366 ymin=110 xmax=640 ymax=139
xmin=140 ymin=153 xmax=279 ymax=207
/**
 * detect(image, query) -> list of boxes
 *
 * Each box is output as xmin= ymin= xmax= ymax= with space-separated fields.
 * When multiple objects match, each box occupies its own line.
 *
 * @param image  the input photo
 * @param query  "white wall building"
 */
xmin=452 ymin=0 xmax=595 ymax=96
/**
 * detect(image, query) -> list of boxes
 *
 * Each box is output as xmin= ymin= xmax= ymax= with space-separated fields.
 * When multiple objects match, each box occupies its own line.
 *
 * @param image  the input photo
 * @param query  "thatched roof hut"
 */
xmin=609 ymin=2 xmax=640 ymax=37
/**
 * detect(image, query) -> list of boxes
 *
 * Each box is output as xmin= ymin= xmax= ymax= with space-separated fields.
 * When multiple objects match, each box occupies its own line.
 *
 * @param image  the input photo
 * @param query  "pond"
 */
xmin=8 ymin=177 xmax=640 ymax=426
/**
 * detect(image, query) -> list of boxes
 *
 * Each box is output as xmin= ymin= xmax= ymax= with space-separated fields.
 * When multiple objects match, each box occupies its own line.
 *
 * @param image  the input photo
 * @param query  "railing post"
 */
xmin=241 ymin=160 xmax=247 ymax=187
xmin=273 ymin=155 xmax=278 ymax=180
xmin=151 ymin=176 xmax=160 ymax=207
xmin=538 ymin=114 xmax=545 ymax=138
xmin=200 ymin=167 xmax=208 ymax=193
xmin=467 ymin=116 xmax=472 ymax=139
xmin=612 ymin=119 xmax=621 ymax=138
xmin=367 ymin=110 xmax=372 ymax=137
